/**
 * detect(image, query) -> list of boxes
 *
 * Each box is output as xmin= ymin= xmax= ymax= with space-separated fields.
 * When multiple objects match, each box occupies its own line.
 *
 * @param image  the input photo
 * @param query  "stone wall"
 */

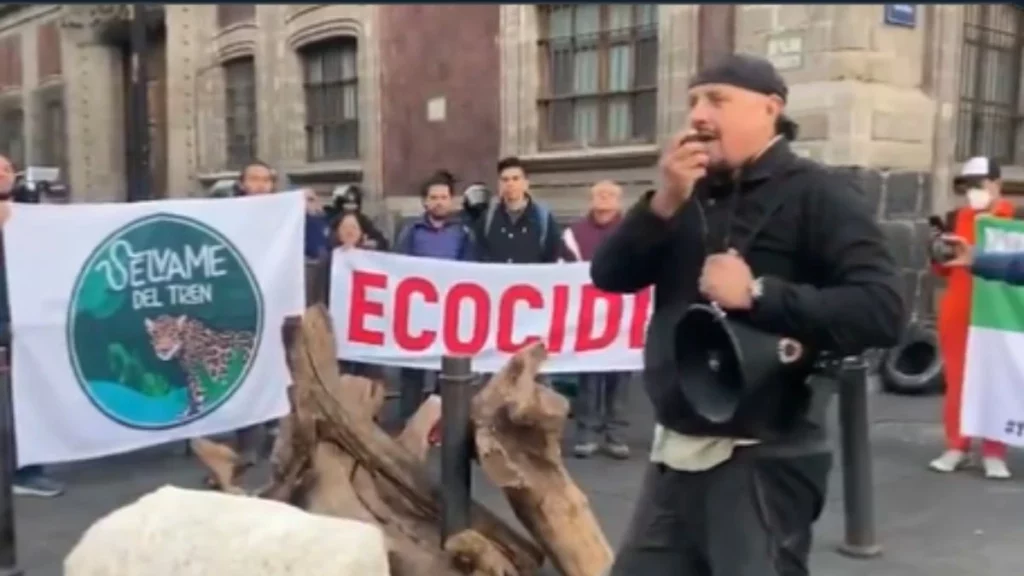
xmin=836 ymin=166 xmax=937 ymax=321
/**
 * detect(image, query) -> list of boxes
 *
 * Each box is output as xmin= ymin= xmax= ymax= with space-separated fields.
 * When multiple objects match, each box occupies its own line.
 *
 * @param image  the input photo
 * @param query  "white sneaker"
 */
xmin=929 ymin=449 xmax=968 ymax=473
xmin=983 ymin=457 xmax=1012 ymax=480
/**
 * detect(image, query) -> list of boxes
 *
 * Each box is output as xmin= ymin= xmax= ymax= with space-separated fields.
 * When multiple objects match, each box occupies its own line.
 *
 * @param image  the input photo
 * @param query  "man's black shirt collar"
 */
xmin=703 ymin=138 xmax=797 ymax=196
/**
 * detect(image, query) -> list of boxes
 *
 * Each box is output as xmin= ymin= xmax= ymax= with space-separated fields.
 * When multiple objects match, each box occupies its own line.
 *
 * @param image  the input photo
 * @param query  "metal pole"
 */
xmin=836 ymin=357 xmax=882 ymax=559
xmin=127 ymin=4 xmax=151 ymax=202
xmin=439 ymin=355 xmax=473 ymax=544
xmin=0 ymin=345 xmax=23 ymax=576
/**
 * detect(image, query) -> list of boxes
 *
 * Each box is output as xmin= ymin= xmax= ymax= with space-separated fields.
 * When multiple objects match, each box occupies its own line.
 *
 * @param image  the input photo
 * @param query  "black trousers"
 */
xmin=609 ymin=448 xmax=831 ymax=576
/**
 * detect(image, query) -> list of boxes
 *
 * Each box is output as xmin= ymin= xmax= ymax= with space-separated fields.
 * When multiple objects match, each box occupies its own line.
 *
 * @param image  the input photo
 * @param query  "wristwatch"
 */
xmin=0 ymin=192 xmax=11 ymax=201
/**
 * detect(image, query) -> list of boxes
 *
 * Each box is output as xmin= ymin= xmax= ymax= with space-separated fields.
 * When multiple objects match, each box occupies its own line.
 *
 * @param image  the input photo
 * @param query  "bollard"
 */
xmin=0 ymin=347 xmax=22 ymax=575
xmin=439 ymin=355 xmax=473 ymax=544
xmin=836 ymin=357 xmax=883 ymax=559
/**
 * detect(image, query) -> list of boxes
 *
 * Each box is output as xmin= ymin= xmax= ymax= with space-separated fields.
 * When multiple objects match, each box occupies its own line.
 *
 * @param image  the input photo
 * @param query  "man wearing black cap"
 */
xmin=592 ymin=55 xmax=904 ymax=575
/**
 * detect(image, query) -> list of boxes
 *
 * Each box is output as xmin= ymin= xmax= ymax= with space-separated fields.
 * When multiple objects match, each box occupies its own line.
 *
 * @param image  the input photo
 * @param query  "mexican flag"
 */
xmin=961 ymin=217 xmax=1024 ymax=447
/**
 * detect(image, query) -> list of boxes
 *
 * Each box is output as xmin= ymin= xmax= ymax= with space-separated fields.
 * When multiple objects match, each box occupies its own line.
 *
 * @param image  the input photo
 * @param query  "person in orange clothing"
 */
xmin=929 ymin=156 xmax=1021 ymax=480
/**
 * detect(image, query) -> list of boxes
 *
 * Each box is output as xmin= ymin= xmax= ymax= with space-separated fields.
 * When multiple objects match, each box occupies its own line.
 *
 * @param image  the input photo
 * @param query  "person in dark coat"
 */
xmin=562 ymin=180 xmax=631 ymax=460
xmin=0 ymin=153 xmax=66 ymax=498
xmin=591 ymin=55 xmax=904 ymax=576
xmin=321 ymin=211 xmax=386 ymax=380
xmin=475 ymin=157 xmax=562 ymax=264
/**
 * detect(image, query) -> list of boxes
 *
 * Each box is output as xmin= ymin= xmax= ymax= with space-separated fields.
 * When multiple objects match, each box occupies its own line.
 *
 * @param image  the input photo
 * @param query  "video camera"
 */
xmin=12 ymin=166 xmax=68 ymax=204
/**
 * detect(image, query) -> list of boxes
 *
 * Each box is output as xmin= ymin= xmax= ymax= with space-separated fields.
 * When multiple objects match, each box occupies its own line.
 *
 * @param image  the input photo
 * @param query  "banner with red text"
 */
xmin=329 ymin=250 xmax=651 ymax=373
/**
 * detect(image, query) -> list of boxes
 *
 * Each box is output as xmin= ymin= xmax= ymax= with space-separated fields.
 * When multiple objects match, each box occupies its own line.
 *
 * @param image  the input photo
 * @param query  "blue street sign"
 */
xmin=884 ymin=4 xmax=917 ymax=28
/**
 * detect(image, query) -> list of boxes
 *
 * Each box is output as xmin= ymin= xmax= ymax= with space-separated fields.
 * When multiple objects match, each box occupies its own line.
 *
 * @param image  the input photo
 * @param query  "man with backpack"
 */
xmin=392 ymin=170 xmax=477 ymax=421
xmin=475 ymin=157 xmax=562 ymax=264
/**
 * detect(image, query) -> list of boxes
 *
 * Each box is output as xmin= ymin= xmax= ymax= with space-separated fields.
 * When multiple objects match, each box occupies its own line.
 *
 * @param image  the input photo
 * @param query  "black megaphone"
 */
xmin=672 ymin=302 xmax=813 ymax=424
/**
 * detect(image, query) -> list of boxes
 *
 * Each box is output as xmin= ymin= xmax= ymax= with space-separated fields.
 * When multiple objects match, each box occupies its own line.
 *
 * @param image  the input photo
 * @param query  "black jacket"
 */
xmin=475 ymin=196 xmax=562 ymax=263
xmin=591 ymin=141 xmax=904 ymax=443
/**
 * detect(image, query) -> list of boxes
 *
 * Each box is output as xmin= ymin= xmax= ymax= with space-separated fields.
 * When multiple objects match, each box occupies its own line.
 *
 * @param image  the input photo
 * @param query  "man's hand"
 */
xmin=941 ymin=234 xmax=974 ymax=267
xmin=650 ymin=129 xmax=710 ymax=218
xmin=700 ymin=249 xmax=755 ymax=310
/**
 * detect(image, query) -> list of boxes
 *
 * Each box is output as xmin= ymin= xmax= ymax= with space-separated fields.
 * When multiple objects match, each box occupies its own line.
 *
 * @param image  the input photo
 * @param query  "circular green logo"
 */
xmin=67 ymin=213 xmax=264 ymax=430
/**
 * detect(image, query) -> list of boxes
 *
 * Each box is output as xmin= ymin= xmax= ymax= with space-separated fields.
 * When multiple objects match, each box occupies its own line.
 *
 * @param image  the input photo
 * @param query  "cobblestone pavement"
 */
xmin=13 ymin=389 xmax=1024 ymax=576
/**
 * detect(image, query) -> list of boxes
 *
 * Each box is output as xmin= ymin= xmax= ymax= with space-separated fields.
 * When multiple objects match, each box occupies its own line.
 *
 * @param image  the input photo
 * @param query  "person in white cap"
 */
xmin=929 ymin=156 xmax=1019 ymax=479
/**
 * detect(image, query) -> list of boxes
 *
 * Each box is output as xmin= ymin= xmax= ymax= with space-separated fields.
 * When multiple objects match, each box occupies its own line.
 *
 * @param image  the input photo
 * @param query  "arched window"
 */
xmin=537 ymin=4 xmax=657 ymax=149
xmin=300 ymin=37 xmax=359 ymax=161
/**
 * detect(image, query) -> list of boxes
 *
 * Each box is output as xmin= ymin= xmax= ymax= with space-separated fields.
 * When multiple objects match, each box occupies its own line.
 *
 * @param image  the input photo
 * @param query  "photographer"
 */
xmin=0 ymin=153 xmax=65 ymax=497
xmin=928 ymin=157 xmax=1019 ymax=480
xmin=590 ymin=55 xmax=903 ymax=576
xmin=939 ymin=234 xmax=1024 ymax=286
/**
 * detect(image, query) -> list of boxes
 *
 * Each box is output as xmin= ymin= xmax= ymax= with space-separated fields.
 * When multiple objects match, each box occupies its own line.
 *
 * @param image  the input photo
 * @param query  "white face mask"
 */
xmin=966 ymin=187 xmax=992 ymax=210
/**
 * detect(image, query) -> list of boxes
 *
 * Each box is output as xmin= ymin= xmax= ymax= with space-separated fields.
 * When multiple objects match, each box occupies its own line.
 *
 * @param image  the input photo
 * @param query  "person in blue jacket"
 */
xmin=943 ymin=234 xmax=1024 ymax=284
xmin=392 ymin=170 xmax=477 ymax=422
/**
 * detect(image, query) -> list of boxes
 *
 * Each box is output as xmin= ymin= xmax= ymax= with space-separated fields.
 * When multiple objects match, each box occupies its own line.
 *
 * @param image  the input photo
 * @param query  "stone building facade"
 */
xmin=0 ymin=4 xmax=1021 ymax=314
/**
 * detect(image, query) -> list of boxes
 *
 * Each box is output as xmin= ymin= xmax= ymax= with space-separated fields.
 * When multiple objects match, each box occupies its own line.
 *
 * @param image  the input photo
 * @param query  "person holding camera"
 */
xmin=928 ymin=157 xmax=1020 ymax=480
xmin=590 ymin=55 xmax=903 ymax=576
xmin=939 ymin=234 xmax=1024 ymax=285
xmin=0 ymin=153 xmax=66 ymax=497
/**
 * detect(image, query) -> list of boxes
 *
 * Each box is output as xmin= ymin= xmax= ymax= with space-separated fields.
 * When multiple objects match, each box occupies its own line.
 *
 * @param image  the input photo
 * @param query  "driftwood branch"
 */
xmin=472 ymin=342 xmax=613 ymax=576
xmin=191 ymin=306 xmax=544 ymax=576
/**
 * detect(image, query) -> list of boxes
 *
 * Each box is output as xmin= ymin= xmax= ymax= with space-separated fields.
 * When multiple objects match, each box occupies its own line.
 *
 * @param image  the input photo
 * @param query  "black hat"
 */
xmin=689 ymin=54 xmax=788 ymax=102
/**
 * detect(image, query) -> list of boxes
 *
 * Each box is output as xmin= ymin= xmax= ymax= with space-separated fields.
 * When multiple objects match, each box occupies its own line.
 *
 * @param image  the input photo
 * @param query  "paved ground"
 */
xmin=13 ymin=383 xmax=1024 ymax=575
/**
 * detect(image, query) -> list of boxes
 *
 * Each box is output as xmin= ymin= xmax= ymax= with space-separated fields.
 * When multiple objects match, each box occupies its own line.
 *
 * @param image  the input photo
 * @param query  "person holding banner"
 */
xmin=0 ymin=153 xmax=65 ymax=497
xmin=476 ymin=157 xmax=562 ymax=265
xmin=928 ymin=157 xmax=1019 ymax=480
xmin=563 ymin=180 xmax=631 ymax=460
xmin=590 ymin=55 xmax=903 ymax=576
xmin=392 ymin=170 xmax=477 ymax=421
xmin=327 ymin=211 xmax=386 ymax=380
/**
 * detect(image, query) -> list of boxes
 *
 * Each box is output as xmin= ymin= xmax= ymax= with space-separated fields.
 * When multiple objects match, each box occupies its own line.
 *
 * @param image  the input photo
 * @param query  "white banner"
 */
xmin=329 ymin=250 xmax=652 ymax=373
xmin=4 ymin=193 xmax=306 ymax=466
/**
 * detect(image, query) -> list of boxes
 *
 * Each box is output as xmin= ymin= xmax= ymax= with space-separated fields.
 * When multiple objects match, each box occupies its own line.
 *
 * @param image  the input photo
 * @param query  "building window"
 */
xmin=223 ymin=57 xmax=258 ymax=170
xmin=217 ymin=5 xmax=255 ymax=29
xmin=301 ymin=38 xmax=359 ymax=162
xmin=0 ymin=106 xmax=24 ymax=168
xmin=538 ymin=4 xmax=658 ymax=149
xmin=38 ymin=92 xmax=66 ymax=172
xmin=956 ymin=5 xmax=1024 ymax=164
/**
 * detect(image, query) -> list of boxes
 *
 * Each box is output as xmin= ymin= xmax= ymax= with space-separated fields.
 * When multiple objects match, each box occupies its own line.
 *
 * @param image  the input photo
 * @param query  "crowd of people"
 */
xmin=2 ymin=51 xmax=1024 ymax=576
xmin=301 ymin=156 xmax=637 ymax=460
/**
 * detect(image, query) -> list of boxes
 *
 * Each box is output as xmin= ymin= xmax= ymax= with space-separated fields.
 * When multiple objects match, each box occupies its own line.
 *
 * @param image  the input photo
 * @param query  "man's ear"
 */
xmin=766 ymin=94 xmax=784 ymax=119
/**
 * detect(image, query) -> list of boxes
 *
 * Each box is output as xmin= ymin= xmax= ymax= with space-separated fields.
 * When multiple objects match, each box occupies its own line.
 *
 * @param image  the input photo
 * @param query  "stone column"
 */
xmin=61 ymin=33 xmax=126 ymax=202
xmin=164 ymin=5 xmax=205 ymax=197
xmin=736 ymin=4 xmax=946 ymax=320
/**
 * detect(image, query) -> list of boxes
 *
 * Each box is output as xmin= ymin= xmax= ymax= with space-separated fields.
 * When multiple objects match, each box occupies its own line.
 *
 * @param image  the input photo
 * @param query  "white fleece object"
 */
xmin=64 ymin=485 xmax=390 ymax=576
